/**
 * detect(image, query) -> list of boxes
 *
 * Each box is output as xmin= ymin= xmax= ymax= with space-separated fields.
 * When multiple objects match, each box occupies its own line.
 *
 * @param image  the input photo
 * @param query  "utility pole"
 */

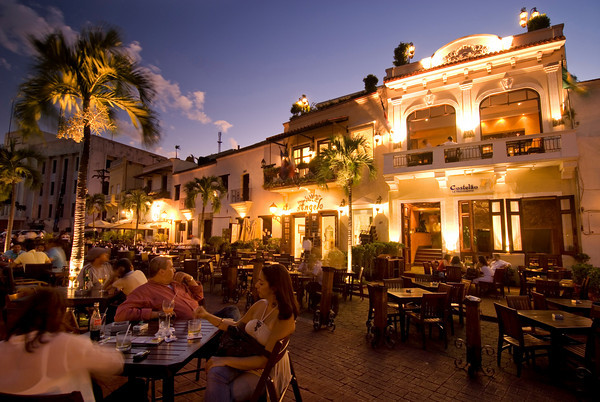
xmin=218 ymin=132 xmax=222 ymax=154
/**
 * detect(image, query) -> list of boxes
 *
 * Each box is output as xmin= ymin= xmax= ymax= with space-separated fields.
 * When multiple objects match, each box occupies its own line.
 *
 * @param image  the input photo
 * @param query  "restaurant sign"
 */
xmin=297 ymin=193 xmax=324 ymax=213
xmin=448 ymin=176 xmax=493 ymax=194
xmin=450 ymin=184 xmax=479 ymax=193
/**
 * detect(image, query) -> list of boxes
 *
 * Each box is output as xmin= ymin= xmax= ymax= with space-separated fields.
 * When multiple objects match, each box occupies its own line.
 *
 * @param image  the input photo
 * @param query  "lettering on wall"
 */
xmin=297 ymin=193 xmax=324 ymax=213
xmin=450 ymin=184 xmax=479 ymax=193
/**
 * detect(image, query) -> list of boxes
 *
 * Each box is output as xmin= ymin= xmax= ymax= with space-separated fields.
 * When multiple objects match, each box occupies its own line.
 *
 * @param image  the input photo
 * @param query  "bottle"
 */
xmin=90 ymin=302 xmax=102 ymax=342
xmin=84 ymin=268 xmax=92 ymax=290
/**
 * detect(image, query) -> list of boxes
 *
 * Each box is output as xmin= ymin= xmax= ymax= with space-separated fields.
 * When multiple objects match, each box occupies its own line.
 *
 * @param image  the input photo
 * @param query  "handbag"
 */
xmin=215 ymin=322 xmax=268 ymax=357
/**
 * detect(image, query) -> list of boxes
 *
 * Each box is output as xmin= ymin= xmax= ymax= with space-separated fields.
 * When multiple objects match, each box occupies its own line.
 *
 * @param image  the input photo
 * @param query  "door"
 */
xmin=293 ymin=215 xmax=306 ymax=260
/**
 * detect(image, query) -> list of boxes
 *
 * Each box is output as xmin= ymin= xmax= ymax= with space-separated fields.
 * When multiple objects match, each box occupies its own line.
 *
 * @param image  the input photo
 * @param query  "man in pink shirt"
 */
xmin=115 ymin=256 xmax=239 ymax=322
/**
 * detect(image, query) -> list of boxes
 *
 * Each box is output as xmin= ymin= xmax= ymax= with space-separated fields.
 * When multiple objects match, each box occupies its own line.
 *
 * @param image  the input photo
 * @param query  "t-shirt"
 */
xmin=13 ymin=250 xmax=51 ymax=269
xmin=0 ymin=331 xmax=123 ymax=401
xmin=46 ymin=247 xmax=67 ymax=272
xmin=112 ymin=270 xmax=148 ymax=295
xmin=76 ymin=263 xmax=113 ymax=289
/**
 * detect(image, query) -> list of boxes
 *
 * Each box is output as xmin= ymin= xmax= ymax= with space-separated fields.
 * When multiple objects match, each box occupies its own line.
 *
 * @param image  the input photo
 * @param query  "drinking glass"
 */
xmin=162 ymin=299 xmax=175 ymax=317
xmin=115 ymin=331 xmax=132 ymax=352
xmin=187 ymin=319 xmax=201 ymax=339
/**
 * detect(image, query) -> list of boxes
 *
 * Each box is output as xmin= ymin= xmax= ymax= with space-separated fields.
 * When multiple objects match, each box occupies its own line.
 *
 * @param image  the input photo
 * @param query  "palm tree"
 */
xmin=120 ymin=189 xmax=153 ymax=246
xmin=316 ymin=134 xmax=376 ymax=272
xmin=184 ymin=176 xmax=226 ymax=249
xmin=14 ymin=26 xmax=160 ymax=277
xmin=86 ymin=193 xmax=107 ymax=239
xmin=0 ymin=141 xmax=43 ymax=252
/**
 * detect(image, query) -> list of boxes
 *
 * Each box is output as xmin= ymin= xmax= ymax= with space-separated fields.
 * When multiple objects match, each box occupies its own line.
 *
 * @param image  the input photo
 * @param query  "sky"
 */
xmin=1 ymin=0 xmax=599 ymax=159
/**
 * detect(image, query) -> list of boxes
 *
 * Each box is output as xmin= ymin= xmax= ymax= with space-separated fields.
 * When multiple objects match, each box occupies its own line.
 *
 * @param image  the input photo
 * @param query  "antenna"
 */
xmin=217 ymin=132 xmax=222 ymax=153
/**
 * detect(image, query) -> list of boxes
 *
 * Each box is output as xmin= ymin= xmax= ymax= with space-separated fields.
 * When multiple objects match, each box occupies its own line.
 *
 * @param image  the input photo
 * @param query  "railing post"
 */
xmin=320 ymin=266 xmax=335 ymax=325
xmin=465 ymin=295 xmax=482 ymax=377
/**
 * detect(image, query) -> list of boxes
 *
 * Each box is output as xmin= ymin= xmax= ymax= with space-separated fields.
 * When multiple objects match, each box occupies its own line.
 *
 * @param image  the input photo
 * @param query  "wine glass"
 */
xmin=162 ymin=299 xmax=175 ymax=334
xmin=98 ymin=273 xmax=107 ymax=294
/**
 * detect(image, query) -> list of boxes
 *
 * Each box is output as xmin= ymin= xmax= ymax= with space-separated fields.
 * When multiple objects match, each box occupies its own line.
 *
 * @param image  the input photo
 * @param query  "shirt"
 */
xmin=46 ymin=247 xmax=67 ymax=271
xmin=114 ymin=280 xmax=204 ymax=322
xmin=112 ymin=270 xmax=148 ymax=295
xmin=3 ymin=250 xmax=23 ymax=261
xmin=0 ymin=332 xmax=123 ymax=401
xmin=490 ymin=259 xmax=509 ymax=270
xmin=13 ymin=249 xmax=51 ymax=269
xmin=76 ymin=262 xmax=113 ymax=289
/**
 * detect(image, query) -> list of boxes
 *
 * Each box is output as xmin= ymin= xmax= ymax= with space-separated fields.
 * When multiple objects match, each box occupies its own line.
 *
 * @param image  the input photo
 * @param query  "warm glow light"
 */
xmin=183 ymin=211 xmax=192 ymax=221
xmin=502 ymin=36 xmax=514 ymax=50
xmin=269 ymin=203 xmax=278 ymax=215
xmin=239 ymin=212 xmax=246 ymax=218
xmin=420 ymin=57 xmax=432 ymax=69
xmin=443 ymin=229 xmax=459 ymax=252
xmin=519 ymin=8 xmax=528 ymax=28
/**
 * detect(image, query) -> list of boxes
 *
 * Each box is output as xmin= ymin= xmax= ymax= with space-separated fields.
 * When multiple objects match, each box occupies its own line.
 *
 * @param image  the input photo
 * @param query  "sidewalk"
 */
xmin=151 ymin=288 xmax=587 ymax=401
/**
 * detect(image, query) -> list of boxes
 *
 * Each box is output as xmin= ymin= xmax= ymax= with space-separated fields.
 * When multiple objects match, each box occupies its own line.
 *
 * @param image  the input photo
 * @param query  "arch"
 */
xmin=405 ymin=104 xmax=458 ymax=150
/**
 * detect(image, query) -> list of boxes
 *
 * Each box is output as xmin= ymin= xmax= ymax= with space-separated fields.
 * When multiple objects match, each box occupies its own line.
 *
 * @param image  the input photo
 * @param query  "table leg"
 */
xmin=162 ymin=375 xmax=175 ymax=402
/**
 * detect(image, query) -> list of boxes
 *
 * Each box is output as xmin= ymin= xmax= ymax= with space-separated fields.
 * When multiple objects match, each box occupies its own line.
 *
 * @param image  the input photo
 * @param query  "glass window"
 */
xmin=480 ymin=89 xmax=541 ymax=139
xmin=174 ymin=184 xmax=181 ymax=201
xmin=406 ymin=105 xmax=456 ymax=150
xmin=353 ymin=209 xmax=373 ymax=246
xmin=293 ymin=146 xmax=311 ymax=166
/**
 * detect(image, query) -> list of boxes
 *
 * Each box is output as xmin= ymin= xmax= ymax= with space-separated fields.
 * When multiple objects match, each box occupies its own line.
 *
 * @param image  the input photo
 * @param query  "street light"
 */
xmin=519 ymin=7 xmax=540 ymax=28
xmin=269 ymin=203 xmax=281 ymax=222
xmin=407 ymin=42 xmax=415 ymax=60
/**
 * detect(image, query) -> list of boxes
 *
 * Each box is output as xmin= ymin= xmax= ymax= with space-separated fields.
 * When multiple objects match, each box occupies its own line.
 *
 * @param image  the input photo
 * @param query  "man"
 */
xmin=490 ymin=253 xmax=510 ymax=270
xmin=104 ymin=258 xmax=147 ymax=295
xmin=115 ymin=256 xmax=239 ymax=322
xmin=443 ymin=136 xmax=457 ymax=146
xmin=3 ymin=243 xmax=23 ymax=261
xmin=76 ymin=247 xmax=112 ymax=289
xmin=45 ymin=238 xmax=67 ymax=272
xmin=11 ymin=239 xmax=51 ymax=270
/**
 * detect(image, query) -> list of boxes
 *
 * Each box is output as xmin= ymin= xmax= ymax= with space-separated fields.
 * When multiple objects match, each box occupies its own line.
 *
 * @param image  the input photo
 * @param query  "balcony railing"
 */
xmin=262 ymin=166 xmax=322 ymax=189
xmin=384 ymin=131 xmax=577 ymax=175
xmin=230 ymin=188 xmax=252 ymax=203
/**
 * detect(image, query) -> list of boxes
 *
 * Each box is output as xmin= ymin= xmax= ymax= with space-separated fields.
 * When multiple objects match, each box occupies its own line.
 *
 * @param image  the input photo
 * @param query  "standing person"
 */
xmin=0 ymin=288 xmax=123 ymax=400
xmin=76 ymin=247 xmax=112 ymax=289
xmin=443 ymin=136 xmax=457 ymax=145
xmin=10 ymin=238 xmax=51 ymax=270
xmin=198 ymin=264 xmax=299 ymax=402
xmin=104 ymin=258 xmax=147 ymax=295
xmin=46 ymin=238 xmax=67 ymax=273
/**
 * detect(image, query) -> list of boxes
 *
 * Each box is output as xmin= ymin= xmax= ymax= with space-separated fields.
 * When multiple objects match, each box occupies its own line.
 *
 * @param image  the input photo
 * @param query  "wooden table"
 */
xmin=518 ymin=309 xmax=592 ymax=374
xmin=60 ymin=287 xmax=118 ymax=309
xmin=117 ymin=319 xmax=219 ymax=402
xmin=546 ymin=298 xmax=594 ymax=316
xmin=388 ymin=287 xmax=432 ymax=303
xmin=412 ymin=281 xmax=440 ymax=292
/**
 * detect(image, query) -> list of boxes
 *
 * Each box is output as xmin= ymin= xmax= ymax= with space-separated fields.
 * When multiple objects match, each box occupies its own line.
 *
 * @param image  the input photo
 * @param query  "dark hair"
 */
xmin=148 ymin=256 xmax=171 ymax=278
xmin=23 ymin=238 xmax=36 ymax=251
xmin=6 ymin=288 xmax=66 ymax=353
xmin=115 ymin=258 xmax=133 ymax=272
xmin=261 ymin=264 xmax=299 ymax=320
xmin=478 ymin=256 xmax=488 ymax=266
xmin=450 ymin=256 xmax=461 ymax=265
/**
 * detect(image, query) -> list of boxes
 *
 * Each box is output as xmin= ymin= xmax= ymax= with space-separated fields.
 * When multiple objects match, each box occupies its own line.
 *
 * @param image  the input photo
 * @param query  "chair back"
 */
xmin=590 ymin=304 xmax=600 ymax=320
xmin=493 ymin=268 xmax=505 ymax=285
xmin=505 ymin=295 xmax=531 ymax=310
xmin=423 ymin=262 xmax=432 ymax=275
xmin=0 ymin=392 xmax=84 ymax=401
xmin=383 ymin=278 xmax=403 ymax=290
xmin=22 ymin=263 xmax=53 ymax=283
xmin=519 ymin=271 xmax=528 ymax=296
xmin=535 ymin=279 xmax=560 ymax=297
xmin=494 ymin=303 xmax=524 ymax=345
xmin=580 ymin=277 xmax=590 ymax=300
xmin=531 ymin=291 xmax=548 ymax=310
xmin=250 ymin=336 xmax=299 ymax=402
xmin=356 ymin=267 xmax=364 ymax=282
xmin=182 ymin=259 xmax=198 ymax=278
xmin=446 ymin=266 xmax=462 ymax=283
xmin=448 ymin=282 xmax=466 ymax=305
xmin=436 ymin=283 xmax=452 ymax=295
xmin=401 ymin=276 xmax=414 ymax=288
xmin=420 ymin=293 xmax=447 ymax=320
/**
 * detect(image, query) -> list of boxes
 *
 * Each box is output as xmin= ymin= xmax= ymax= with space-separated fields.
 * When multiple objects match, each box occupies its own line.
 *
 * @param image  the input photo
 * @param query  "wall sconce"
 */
xmin=338 ymin=199 xmax=347 ymax=215
xmin=407 ymin=42 xmax=415 ymax=60
xmin=261 ymin=159 xmax=266 ymax=168
xmin=520 ymin=7 xmax=540 ymax=28
xmin=374 ymin=195 xmax=382 ymax=214
xmin=373 ymin=132 xmax=382 ymax=145
xmin=424 ymin=90 xmax=434 ymax=106
xmin=161 ymin=211 xmax=173 ymax=223
xmin=269 ymin=202 xmax=281 ymax=222
xmin=183 ymin=211 xmax=192 ymax=221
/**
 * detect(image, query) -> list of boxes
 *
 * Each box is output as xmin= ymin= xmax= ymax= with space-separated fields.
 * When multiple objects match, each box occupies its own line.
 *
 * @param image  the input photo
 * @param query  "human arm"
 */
xmin=114 ymin=287 xmax=158 ymax=321
xmin=174 ymin=271 xmax=204 ymax=302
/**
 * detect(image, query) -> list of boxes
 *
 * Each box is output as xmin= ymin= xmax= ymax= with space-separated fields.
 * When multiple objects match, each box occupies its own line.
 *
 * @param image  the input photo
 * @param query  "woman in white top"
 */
xmin=0 ymin=288 xmax=123 ymax=401
xmin=196 ymin=264 xmax=298 ymax=401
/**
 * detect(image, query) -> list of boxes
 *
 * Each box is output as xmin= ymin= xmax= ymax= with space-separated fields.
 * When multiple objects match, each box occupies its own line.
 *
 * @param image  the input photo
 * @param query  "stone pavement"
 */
xmin=145 ymin=288 xmax=590 ymax=401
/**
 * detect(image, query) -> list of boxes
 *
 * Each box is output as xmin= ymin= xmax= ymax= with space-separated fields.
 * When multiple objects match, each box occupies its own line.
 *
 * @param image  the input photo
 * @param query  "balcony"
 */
xmin=262 ymin=165 xmax=321 ymax=190
xmin=383 ymin=130 xmax=578 ymax=176
xmin=230 ymin=188 xmax=252 ymax=203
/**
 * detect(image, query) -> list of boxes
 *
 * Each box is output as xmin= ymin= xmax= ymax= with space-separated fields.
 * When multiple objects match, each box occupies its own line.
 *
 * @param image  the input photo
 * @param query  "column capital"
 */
xmin=389 ymin=96 xmax=402 ymax=106
xmin=459 ymin=80 xmax=473 ymax=91
xmin=543 ymin=61 xmax=560 ymax=74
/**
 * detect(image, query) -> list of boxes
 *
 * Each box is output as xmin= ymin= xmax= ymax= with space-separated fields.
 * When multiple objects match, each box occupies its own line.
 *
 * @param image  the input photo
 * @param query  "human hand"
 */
xmin=206 ymin=357 xmax=227 ymax=372
xmin=174 ymin=271 xmax=196 ymax=286
xmin=194 ymin=305 xmax=208 ymax=319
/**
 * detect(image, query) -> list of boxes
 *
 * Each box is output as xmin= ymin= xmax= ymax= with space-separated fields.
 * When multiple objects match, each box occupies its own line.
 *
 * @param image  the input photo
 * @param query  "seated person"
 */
xmin=489 ymin=253 xmax=510 ymax=270
xmin=45 ymin=238 xmax=67 ymax=273
xmin=0 ymin=288 xmax=123 ymax=400
xmin=197 ymin=264 xmax=298 ymax=402
xmin=76 ymin=247 xmax=112 ymax=289
xmin=437 ymin=254 xmax=451 ymax=272
xmin=473 ymin=256 xmax=495 ymax=284
xmin=449 ymin=256 xmax=465 ymax=274
xmin=10 ymin=239 xmax=51 ymax=269
xmin=3 ymin=243 xmax=24 ymax=261
xmin=103 ymin=258 xmax=147 ymax=295
xmin=115 ymin=256 xmax=239 ymax=322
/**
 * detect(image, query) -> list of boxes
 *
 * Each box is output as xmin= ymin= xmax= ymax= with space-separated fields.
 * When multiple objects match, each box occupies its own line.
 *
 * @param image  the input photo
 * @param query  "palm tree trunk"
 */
xmin=347 ymin=184 xmax=353 ymax=273
xmin=134 ymin=205 xmax=140 ymax=246
xmin=199 ymin=204 xmax=206 ymax=250
xmin=69 ymin=124 xmax=91 ymax=282
xmin=4 ymin=183 xmax=17 ymax=253
xmin=92 ymin=212 xmax=96 ymax=240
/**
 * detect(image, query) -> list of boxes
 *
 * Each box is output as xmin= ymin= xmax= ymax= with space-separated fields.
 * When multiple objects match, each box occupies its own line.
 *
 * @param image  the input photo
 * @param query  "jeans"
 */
xmin=213 ymin=305 xmax=241 ymax=321
xmin=205 ymin=365 xmax=260 ymax=402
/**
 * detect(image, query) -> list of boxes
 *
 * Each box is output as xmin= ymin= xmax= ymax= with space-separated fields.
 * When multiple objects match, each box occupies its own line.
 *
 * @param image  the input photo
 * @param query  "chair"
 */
xmin=494 ymin=303 xmax=550 ymax=377
xmin=563 ymin=309 xmax=600 ymax=384
xmin=401 ymin=276 xmax=414 ymax=288
xmin=405 ymin=293 xmax=448 ymax=349
xmin=531 ymin=292 xmax=548 ymax=310
xmin=16 ymin=263 xmax=53 ymax=286
xmin=210 ymin=257 xmax=224 ymax=294
xmin=437 ymin=283 xmax=455 ymax=335
xmin=535 ymin=279 xmax=560 ymax=298
xmin=518 ymin=270 xmax=530 ymax=297
xmin=0 ymin=392 xmax=84 ymax=401
xmin=250 ymin=336 xmax=302 ymax=402
xmin=580 ymin=277 xmax=590 ymax=300
xmin=305 ymin=281 xmax=322 ymax=312
xmin=366 ymin=284 xmax=401 ymax=344
xmin=446 ymin=266 xmax=462 ymax=283
xmin=332 ymin=270 xmax=349 ymax=301
xmin=505 ymin=295 xmax=551 ymax=338
xmin=423 ymin=262 xmax=432 ymax=276
xmin=448 ymin=282 xmax=467 ymax=325
xmin=384 ymin=278 xmax=418 ymax=328
xmin=476 ymin=268 xmax=506 ymax=297
xmin=347 ymin=267 xmax=365 ymax=300
xmin=182 ymin=259 xmax=199 ymax=281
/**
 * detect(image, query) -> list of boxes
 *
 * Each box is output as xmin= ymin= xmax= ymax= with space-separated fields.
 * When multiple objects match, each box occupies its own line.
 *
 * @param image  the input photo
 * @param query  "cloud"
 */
xmin=214 ymin=120 xmax=233 ymax=133
xmin=0 ymin=57 xmax=10 ymax=70
xmin=124 ymin=41 xmax=143 ymax=63
xmin=229 ymin=138 xmax=239 ymax=150
xmin=0 ymin=0 xmax=76 ymax=55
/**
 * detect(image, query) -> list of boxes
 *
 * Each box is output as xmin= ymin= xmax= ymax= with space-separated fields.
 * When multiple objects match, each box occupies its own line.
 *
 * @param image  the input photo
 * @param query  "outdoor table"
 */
xmin=546 ymin=298 xmax=594 ymax=316
xmin=387 ymin=287 xmax=433 ymax=303
xmin=525 ymin=278 xmax=575 ymax=295
xmin=412 ymin=281 xmax=440 ymax=292
xmin=517 ymin=309 xmax=592 ymax=374
xmin=60 ymin=287 xmax=117 ymax=309
xmin=112 ymin=319 xmax=219 ymax=402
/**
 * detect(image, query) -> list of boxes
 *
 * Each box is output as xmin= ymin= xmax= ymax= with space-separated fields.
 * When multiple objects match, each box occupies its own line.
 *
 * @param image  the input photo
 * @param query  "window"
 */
xmin=50 ymin=182 xmax=55 ymax=196
xmin=75 ymin=157 xmax=79 ymax=171
xmin=73 ymin=180 xmax=77 ymax=194
xmin=161 ymin=175 xmax=167 ymax=192
xmin=71 ymin=203 xmax=75 ymax=217
xmin=39 ymin=184 xmax=43 ymax=196
xmin=293 ymin=145 xmax=311 ymax=166
xmin=174 ymin=184 xmax=181 ymax=201
xmin=317 ymin=140 xmax=331 ymax=155
xmin=63 ymin=159 xmax=69 ymax=174
xmin=187 ymin=220 xmax=193 ymax=237
xmin=220 ymin=174 xmax=229 ymax=192
xmin=458 ymin=200 xmax=505 ymax=253
xmin=48 ymin=204 xmax=53 ymax=218
xmin=37 ymin=205 xmax=41 ymax=219
xmin=242 ymin=174 xmax=250 ymax=201
xmin=106 ymin=159 xmax=113 ymax=169
xmin=41 ymin=162 xmax=46 ymax=174
xmin=146 ymin=179 xmax=153 ymax=192
xmin=407 ymin=105 xmax=456 ymax=150
xmin=479 ymin=89 xmax=541 ymax=139
xmin=52 ymin=159 xmax=57 ymax=174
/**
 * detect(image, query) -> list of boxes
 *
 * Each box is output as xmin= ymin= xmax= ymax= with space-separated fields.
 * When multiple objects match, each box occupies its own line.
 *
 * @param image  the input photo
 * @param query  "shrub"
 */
xmin=571 ymin=263 xmax=593 ymax=285
xmin=527 ymin=14 xmax=550 ymax=32
xmin=352 ymin=241 xmax=404 ymax=277
xmin=323 ymin=248 xmax=346 ymax=270
xmin=588 ymin=267 xmax=600 ymax=295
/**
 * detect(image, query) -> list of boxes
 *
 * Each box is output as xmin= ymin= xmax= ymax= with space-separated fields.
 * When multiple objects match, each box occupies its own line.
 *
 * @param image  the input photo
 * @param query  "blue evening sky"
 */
xmin=1 ymin=0 xmax=598 ymax=158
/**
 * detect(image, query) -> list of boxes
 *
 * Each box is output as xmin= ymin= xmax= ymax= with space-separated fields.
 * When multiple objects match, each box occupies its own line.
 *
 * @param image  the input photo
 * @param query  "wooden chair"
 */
xmin=535 ymin=279 xmax=560 ymax=298
xmin=16 ymin=263 xmax=53 ymax=287
xmin=405 ymin=293 xmax=448 ymax=349
xmin=182 ymin=259 xmax=199 ymax=281
xmin=580 ymin=277 xmax=590 ymax=300
xmin=563 ymin=309 xmax=600 ymax=385
xmin=448 ymin=282 xmax=467 ymax=325
xmin=0 ymin=392 xmax=84 ymax=401
xmin=347 ymin=267 xmax=365 ymax=300
xmin=210 ymin=257 xmax=224 ymax=294
xmin=531 ymin=291 xmax=548 ymax=310
xmin=446 ymin=266 xmax=462 ymax=283
xmin=494 ymin=303 xmax=550 ymax=377
xmin=477 ymin=268 xmax=506 ymax=297
xmin=505 ymin=295 xmax=551 ymax=338
xmin=423 ymin=262 xmax=432 ymax=276
xmin=518 ymin=270 xmax=530 ymax=297
xmin=250 ymin=336 xmax=302 ymax=402
xmin=436 ymin=283 xmax=455 ymax=335
xmin=401 ymin=276 xmax=414 ymax=288
xmin=369 ymin=282 xmax=404 ymax=339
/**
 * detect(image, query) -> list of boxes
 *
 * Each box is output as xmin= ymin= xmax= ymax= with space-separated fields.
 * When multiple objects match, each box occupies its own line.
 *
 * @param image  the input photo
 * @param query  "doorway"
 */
xmin=401 ymin=202 xmax=442 ymax=264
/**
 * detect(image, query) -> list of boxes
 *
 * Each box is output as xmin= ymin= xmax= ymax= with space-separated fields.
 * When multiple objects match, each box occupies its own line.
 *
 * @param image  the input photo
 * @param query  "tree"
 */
xmin=393 ymin=42 xmax=412 ymax=66
xmin=120 ymin=189 xmax=153 ymax=246
xmin=363 ymin=74 xmax=379 ymax=93
xmin=527 ymin=14 xmax=550 ymax=32
xmin=0 ymin=141 xmax=42 ymax=252
xmin=315 ymin=135 xmax=376 ymax=272
xmin=184 ymin=176 xmax=226 ymax=248
xmin=86 ymin=193 xmax=107 ymax=239
xmin=14 ymin=26 xmax=160 ymax=278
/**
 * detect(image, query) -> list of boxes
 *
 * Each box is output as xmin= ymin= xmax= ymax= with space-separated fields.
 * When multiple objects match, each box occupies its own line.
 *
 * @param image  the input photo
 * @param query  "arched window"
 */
xmin=406 ymin=105 xmax=456 ymax=150
xmin=479 ymin=89 xmax=541 ymax=139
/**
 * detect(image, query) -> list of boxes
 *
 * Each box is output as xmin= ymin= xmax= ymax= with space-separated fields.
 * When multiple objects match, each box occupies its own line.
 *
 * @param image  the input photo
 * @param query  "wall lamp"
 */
xmin=269 ymin=203 xmax=281 ymax=222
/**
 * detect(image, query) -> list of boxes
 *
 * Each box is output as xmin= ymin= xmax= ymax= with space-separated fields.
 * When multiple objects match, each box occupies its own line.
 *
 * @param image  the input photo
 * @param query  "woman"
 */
xmin=450 ymin=256 xmax=465 ymax=274
xmin=0 ymin=288 xmax=123 ymax=400
xmin=473 ymin=256 xmax=494 ymax=283
xmin=437 ymin=254 xmax=451 ymax=272
xmin=196 ymin=264 xmax=299 ymax=401
xmin=76 ymin=247 xmax=112 ymax=289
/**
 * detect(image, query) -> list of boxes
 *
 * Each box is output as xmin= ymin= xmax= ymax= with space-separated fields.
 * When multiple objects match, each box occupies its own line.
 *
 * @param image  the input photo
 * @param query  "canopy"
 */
xmin=111 ymin=219 xmax=154 ymax=230
xmin=86 ymin=219 xmax=114 ymax=229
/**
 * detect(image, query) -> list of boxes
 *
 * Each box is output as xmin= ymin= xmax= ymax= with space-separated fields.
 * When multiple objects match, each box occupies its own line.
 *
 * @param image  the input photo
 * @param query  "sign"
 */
xmin=448 ymin=176 xmax=493 ymax=194
xmin=450 ymin=183 xmax=479 ymax=193
xmin=297 ymin=193 xmax=324 ymax=213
